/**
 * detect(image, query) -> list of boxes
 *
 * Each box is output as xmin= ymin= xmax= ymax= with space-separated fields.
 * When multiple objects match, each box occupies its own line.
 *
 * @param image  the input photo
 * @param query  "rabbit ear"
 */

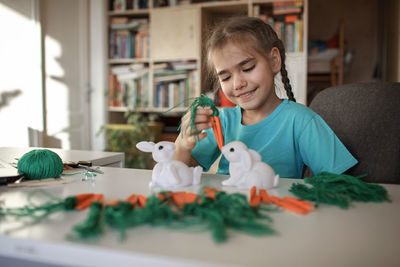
xmin=242 ymin=149 xmax=253 ymax=171
xmin=136 ymin=141 xmax=155 ymax=152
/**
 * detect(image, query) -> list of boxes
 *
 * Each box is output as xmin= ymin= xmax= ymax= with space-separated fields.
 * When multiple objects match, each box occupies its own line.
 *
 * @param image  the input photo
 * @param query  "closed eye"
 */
xmin=243 ymin=65 xmax=255 ymax=72
xmin=220 ymin=75 xmax=231 ymax=82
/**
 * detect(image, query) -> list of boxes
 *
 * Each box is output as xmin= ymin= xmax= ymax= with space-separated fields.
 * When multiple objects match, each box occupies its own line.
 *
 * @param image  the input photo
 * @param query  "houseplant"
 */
xmin=102 ymin=111 xmax=163 ymax=169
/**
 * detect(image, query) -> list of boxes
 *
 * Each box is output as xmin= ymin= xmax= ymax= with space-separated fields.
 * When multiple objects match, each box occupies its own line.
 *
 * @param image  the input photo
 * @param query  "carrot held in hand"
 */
xmin=210 ymin=115 xmax=224 ymax=150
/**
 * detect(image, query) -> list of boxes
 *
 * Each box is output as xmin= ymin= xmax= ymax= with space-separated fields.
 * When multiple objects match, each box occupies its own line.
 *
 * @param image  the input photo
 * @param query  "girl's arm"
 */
xmin=174 ymin=107 xmax=213 ymax=166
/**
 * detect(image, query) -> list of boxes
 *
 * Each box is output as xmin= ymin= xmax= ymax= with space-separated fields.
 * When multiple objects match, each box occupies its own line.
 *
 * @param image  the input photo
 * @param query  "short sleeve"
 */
xmin=298 ymin=115 xmax=358 ymax=175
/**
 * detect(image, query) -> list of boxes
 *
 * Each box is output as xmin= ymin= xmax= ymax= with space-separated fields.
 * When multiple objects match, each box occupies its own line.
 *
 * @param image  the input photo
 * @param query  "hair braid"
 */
xmin=275 ymin=39 xmax=296 ymax=102
xmin=280 ymin=62 xmax=296 ymax=102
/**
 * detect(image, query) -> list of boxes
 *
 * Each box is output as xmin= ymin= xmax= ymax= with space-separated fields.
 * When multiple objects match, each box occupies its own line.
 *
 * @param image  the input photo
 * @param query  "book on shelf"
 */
xmin=154 ymin=73 xmax=188 ymax=83
xmin=153 ymin=80 xmax=187 ymax=108
xmin=170 ymin=60 xmax=197 ymax=70
xmin=113 ymin=0 xmax=127 ymax=11
xmin=109 ymin=18 xmax=149 ymax=59
xmin=108 ymin=63 xmax=150 ymax=108
xmin=152 ymin=68 xmax=198 ymax=108
xmin=153 ymin=69 xmax=187 ymax=76
xmin=111 ymin=0 xmax=148 ymax=11
xmin=253 ymin=1 xmax=303 ymax=53
xmin=110 ymin=18 xmax=148 ymax=30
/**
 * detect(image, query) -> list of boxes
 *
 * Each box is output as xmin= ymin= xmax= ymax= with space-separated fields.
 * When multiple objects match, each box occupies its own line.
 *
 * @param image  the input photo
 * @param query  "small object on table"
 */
xmin=221 ymin=141 xmax=279 ymax=190
xmin=136 ymin=141 xmax=202 ymax=188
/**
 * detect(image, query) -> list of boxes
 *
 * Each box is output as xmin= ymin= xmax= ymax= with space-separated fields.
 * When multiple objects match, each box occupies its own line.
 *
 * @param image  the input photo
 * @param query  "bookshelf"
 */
xmin=106 ymin=0 xmax=308 ymax=128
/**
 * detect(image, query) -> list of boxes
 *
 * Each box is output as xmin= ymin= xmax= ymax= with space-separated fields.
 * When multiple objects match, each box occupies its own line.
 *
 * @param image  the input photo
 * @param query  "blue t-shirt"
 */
xmin=191 ymin=99 xmax=358 ymax=178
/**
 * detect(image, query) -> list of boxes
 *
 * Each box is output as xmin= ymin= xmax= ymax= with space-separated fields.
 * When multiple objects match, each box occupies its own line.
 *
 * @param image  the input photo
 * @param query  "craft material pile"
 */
xmin=0 ymin=173 xmax=390 ymax=243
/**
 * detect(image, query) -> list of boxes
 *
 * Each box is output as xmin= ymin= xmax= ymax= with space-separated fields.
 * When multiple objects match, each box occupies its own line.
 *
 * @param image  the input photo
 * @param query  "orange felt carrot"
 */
xmin=157 ymin=193 xmax=167 ymax=201
xmin=249 ymin=186 xmax=261 ymax=207
xmin=250 ymin=195 xmax=261 ymax=207
xmin=157 ymin=191 xmax=174 ymax=202
xmin=107 ymin=200 xmax=120 ymax=206
xmin=137 ymin=195 xmax=147 ymax=208
xmin=282 ymin=197 xmax=315 ymax=212
xmin=203 ymin=186 xmax=220 ymax=200
xmin=75 ymin=194 xmax=103 ymax=210
xmin=259 ymin=189 xmax=271 ymax=204
xmin=183 ymin=192 xmax=198 ymax=204
xmin=75 ymin=196 xmax=96 ymax=210
xmin=75 ymin=193 xmax=94 ymax=204
xmin=210 ymin=116 xmax=224 ymax=150
xmin=170 ymin=192 xmax=198 ymax=209
xmin=269 ymin=196 xmax=309 ymax=215
xmin=250 ymin=186 xmax=257 ymax=199
xmin=92 ymin=194 xmax=104 ymax=204
xmin=171 ymin=192 xmax=186 ymax=209
xmin=125 ymin=194 xmax=137 ymax=206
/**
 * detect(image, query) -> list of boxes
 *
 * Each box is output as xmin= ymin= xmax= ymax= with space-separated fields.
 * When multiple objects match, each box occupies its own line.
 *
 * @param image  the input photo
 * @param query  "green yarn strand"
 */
xmin=70 ymin=202 xmax=104 ymax=240
xmin=290 ymin=172 xmax=391 ymax=209
xmin=176 ymin=94 xmax=219 ymax=143
xmin=17 ymin=149 xmax=64 ymax=180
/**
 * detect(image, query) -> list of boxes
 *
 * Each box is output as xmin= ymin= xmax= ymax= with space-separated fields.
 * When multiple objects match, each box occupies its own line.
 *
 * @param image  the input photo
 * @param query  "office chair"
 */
xmin=309 ymin=82 xmax=400 ymax=184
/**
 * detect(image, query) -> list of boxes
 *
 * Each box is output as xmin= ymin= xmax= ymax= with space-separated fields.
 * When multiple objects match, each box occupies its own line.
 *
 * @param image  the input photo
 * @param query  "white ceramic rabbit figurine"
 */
xmin=136 ymin=141 xmax=203 ymax=188
xmin=221 ymin=141 xmax=279 ymax=189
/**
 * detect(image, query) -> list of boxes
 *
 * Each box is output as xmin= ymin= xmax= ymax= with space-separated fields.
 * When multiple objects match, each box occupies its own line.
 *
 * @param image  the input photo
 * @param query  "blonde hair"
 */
xmin=205 ymin=16 xmax=295 ymax=102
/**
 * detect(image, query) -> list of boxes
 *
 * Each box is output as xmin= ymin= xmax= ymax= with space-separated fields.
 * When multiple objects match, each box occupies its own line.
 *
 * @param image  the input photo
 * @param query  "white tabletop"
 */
xmin=0 ymin=147 xmax=125 ymax=167
xmin=0 ymin=167 xmax=399 ymax=267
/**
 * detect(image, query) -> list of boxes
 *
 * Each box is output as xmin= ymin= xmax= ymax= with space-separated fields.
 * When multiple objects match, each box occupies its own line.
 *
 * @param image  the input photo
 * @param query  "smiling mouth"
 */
xmin=236 ymin=88 xmax=257 ymax=99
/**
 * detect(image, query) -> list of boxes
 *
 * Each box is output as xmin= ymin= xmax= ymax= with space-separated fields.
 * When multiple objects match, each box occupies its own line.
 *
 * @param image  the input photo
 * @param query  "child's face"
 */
xmin=212 ymin=41 xmax=281 ymax=112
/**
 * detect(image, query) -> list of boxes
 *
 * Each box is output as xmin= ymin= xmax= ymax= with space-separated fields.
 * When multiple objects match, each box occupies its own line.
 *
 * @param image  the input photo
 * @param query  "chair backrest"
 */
xmin=309 ymin=82 xmax=400 ymax=184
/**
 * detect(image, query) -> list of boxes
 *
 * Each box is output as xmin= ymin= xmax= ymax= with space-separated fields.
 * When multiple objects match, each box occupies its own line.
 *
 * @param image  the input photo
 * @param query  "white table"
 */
xmin=0 ymin=147 xmax=125 ymax=168
xmin=0 ymin=168 xmax=399 ymax=267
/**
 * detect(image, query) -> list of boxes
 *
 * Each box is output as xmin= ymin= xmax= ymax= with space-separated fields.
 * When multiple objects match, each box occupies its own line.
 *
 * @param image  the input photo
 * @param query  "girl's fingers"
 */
xmin=187 ymin=131 xmax=207 ymax=144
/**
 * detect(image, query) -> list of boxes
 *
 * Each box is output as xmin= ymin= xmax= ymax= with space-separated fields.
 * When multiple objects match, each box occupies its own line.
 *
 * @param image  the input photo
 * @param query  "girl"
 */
xmin=174 ymin=16 xmax=357 ymax=178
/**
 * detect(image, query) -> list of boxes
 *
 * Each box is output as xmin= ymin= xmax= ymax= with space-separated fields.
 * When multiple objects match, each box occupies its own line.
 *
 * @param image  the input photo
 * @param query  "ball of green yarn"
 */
xmin=17 ymin=149 xmax=64 ymax=180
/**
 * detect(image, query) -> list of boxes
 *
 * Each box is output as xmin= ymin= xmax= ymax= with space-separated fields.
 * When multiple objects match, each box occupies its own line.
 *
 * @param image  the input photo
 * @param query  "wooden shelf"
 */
xmin=108 ymin=9 xmax=150 ymax=16
xmin=106 ymin=0 xmax=308 ymax=124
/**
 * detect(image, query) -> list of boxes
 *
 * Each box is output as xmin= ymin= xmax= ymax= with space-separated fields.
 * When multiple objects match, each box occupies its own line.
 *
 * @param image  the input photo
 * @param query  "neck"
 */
xmin=241 ymin=96 xmax=282 ymax=125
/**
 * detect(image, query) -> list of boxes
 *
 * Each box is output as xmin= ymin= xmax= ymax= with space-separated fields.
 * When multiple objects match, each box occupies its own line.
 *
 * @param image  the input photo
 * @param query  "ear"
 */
xmin=269 ymin=47 xmax=282 ymax=74
xmin=136 ymin=141 xmax=155 ymax=152
xmin=242 ymin=149 xmax=253 ymax=171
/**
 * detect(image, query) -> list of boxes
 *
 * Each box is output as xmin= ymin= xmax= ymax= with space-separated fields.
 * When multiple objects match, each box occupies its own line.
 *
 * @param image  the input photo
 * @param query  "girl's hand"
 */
xmin=174 ymin=107 xmax=213 ymax=165
xmin=177 ymin=106 xmax=213 ymax=150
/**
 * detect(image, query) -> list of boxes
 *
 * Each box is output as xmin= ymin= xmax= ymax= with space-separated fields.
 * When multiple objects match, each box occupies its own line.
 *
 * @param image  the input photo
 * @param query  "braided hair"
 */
xmin=205 ymin=16 xmax=296 ymax=102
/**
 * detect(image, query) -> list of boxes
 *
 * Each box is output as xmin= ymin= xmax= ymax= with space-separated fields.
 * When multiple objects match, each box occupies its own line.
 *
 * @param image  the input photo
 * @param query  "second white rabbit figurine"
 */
xmin=136 ymin=141 xmax=203 ymax=188
xmin=221 ymin=141 xmax=279 ymax=189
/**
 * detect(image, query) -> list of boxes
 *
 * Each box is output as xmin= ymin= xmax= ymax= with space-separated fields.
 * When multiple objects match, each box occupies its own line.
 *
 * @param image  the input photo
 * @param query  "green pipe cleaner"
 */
xmin=289 ymin=172 xmax=391 ymax=209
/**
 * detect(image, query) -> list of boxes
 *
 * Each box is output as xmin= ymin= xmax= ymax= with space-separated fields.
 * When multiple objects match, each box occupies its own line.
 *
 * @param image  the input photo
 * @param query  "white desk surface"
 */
xmin=0 ymin=167 xmax=399 ymax=267
xmin=0 ymin=147 xmax=125 ymax=167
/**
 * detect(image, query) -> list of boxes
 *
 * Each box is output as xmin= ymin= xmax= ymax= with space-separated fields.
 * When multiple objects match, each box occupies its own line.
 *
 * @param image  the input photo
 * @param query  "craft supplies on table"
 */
xmin=0 ymin=167 xmax=399 ymax=267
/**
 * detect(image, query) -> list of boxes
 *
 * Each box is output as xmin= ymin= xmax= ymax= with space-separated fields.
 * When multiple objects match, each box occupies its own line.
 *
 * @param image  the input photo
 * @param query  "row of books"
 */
xmin=153 ymin=69 xmax=198 ymax=108
xmin=108 ymin=62 xmax=198 ymax=109
xmin=109 ymin=17 xmax=150 ymax=59
xmin=110 ymin=0 xmax=148 ymax=11
xmin=253 ymin=1 xmax=303 ymax=52
xmin=110 ymin=0 xmax=191 ymax=10
xmin=108 ymin=64 xmax=150 ymax=108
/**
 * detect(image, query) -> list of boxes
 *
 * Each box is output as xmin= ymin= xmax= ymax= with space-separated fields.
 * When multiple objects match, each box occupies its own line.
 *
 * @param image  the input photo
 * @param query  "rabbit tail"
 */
xmin=192 ymin=166 xmax=203 ymax=185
